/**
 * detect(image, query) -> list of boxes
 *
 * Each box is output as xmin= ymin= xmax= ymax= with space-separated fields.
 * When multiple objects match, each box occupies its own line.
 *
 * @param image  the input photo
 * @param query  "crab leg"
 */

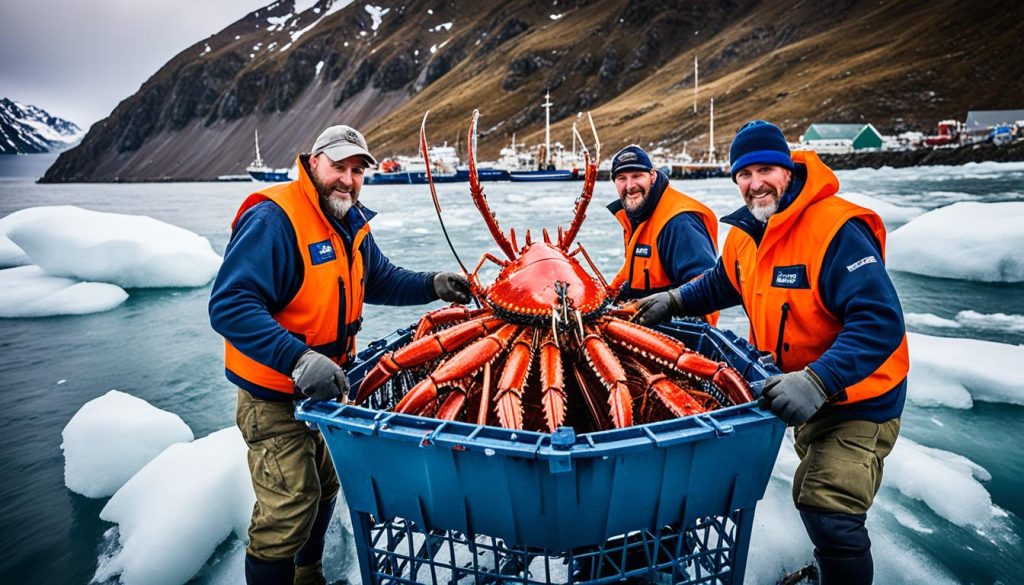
xmin=467 ymin=110 xmax=518 ymax=260
xmin=559 ymin=153 xmax=597 ymax=252
xmin=581 ymin=326 xmax=633 ymax=428
xmin=494 ymin=328 xmax=535 ymax=429
xmin=538 ymin=332 xmax=566 ymax=432
xmin=631 ymin=361 xmax=707 ymax=418
xmin=435 ymin=376 xmax=478 ymax=421
xmin=395 ymin=324 xmax=520 ymax=415
xmin=355 ymin=316 xmax=503 ymax=403
xmin=413 ymin=305 xmax=490 ymax=339
xmin=599 ymin=317 xmax=754 ymax=405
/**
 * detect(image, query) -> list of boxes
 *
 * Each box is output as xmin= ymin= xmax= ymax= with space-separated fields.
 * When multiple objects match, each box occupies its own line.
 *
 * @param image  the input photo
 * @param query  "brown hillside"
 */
xmin=42 ymin=0 xmax=1024 ymax=182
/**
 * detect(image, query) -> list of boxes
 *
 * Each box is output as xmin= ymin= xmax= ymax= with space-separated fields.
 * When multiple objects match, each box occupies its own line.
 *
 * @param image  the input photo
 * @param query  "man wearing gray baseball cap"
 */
xmin=210 ymin=124 xmax=471 ymax=585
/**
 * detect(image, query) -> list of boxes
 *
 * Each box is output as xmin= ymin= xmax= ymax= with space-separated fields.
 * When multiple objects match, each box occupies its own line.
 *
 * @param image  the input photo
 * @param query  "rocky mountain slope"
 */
xmin=42 ymin=0 xmax=1024 ymax=182
xmin=1 ymin=98 xmax=82 ymax=155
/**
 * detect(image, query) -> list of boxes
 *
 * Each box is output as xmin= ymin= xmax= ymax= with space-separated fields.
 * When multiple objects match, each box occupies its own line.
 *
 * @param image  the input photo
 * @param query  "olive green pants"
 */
xmin=792 ymin=416 xmax=901 ymax=514
xmin=236 ymin=389 xmax=340 ymax=561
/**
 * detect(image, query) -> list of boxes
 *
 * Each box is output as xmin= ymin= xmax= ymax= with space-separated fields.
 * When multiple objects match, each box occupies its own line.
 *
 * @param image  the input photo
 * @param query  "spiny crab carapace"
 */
xmin=354 ymin=110 xmax=753 ymax=433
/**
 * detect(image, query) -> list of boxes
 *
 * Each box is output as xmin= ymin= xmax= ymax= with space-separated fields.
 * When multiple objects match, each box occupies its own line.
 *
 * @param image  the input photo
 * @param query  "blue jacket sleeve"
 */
xmin=807 ymin=219 xmax=906 ymax=396
xmin=208 ymin=202 xmax=309 ymax=374
xmin=656 ymin=212 xmax=718 ymax=285
xmin=676 ymin=257 xmax=744 ymax=315
xmin=361 ymin=233 xmax=439 ymax=306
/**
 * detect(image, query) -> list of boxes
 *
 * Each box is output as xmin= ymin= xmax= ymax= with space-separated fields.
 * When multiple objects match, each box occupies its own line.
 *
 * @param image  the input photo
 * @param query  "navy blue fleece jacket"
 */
xmin=677 ymin=166 xmax=907 ymax=422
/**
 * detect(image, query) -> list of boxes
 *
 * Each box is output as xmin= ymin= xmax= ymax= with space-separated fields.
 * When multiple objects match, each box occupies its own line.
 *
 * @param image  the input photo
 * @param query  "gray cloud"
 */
xmin=0 ymin=0 xmax=269 ymax=130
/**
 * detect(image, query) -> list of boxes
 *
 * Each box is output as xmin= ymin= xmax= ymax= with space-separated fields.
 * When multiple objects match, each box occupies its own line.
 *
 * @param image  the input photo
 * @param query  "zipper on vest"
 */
xmin=643 ymin=267 xmax=651 ymax=291
xmin=775 ymin=302 xmax=791 ymax=371
xmin=734 ymin=260 xmax=758 ymax=347
xmin=336 ymin=277 xmax=348 ymax=361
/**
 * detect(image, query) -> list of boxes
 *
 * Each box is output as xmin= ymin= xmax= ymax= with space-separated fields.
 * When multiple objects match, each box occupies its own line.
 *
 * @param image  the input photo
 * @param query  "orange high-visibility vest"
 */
xmin=722 ymin=151 xmax=909 ymax=404
xmin=224 ymin=157 xmax=369 ymax=394
xmin=612 ymin=184 xmax=720 ymax=325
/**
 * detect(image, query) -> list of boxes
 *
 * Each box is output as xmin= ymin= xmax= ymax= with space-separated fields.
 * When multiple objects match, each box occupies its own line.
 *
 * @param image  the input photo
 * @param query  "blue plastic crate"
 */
xmin=297 ymin=320 xmax=785 ymax=584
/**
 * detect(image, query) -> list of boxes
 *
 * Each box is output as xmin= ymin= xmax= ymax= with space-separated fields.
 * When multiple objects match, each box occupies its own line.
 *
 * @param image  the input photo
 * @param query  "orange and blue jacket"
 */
xmin=608 ymin=172 xmax=718 ymax=320
xmin=209 ymin=156 xmax=437 ymax=400
xmin=678 ymin=151 xmax=908 ymax=422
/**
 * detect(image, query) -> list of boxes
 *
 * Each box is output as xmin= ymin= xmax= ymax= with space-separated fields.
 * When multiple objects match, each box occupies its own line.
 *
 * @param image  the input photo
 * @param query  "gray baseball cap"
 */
xmin=310 ymin=125 xmax=377 ymax=167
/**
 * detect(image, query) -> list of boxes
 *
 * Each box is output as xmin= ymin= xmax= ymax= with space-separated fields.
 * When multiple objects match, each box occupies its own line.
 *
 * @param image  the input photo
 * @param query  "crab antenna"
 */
xmin=468 ymin=110 xmax=517 ymax=260
xmin=560 ymin=112 xmax=600 ymax=251
xmin=421 ymin=111 xmax=471 ymax=277
xmin=572 ymin=122 xmax=589 ymax=159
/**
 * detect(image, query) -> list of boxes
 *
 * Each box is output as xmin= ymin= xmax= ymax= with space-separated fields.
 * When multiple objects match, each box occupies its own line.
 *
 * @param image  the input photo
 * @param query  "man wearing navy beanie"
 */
xmin=605 ymin=144 xmax=719 ymax=323
xmin=634 ymin=120 xmax=908 ymax=585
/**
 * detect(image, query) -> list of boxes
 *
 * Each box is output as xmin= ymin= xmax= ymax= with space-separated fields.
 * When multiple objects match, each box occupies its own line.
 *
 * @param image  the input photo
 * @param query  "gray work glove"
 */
xmin=759 ymin=368 xmax=828 ymax=426
xmin=291 ymin=350 xmax=349 ymax=402
xmin=633 ymin=289 xmax=684 ymax=326
xmin=433 ymin=272 xmax=472 ymax=304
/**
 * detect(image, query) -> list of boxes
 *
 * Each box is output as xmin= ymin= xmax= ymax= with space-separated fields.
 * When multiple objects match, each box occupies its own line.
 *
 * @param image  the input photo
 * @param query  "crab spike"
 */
xmin=525 ymin=229 xmax=532 ymax=246
xmin=468 ymin=110 xmax=517 ymax=260
xmin=559 ymin=150 xmax=597 ymax=251
xmin=509 ymin=227 xmax=519 ymax=253
xmin=542 ymin=228 xmax=552 ymax=244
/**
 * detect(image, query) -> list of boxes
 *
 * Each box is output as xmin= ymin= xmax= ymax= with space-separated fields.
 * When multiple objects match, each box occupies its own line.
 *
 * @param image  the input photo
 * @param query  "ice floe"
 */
xmin=0 ymin=265 xmax=128 ymax=317
xmin=842 ymin=192 xmax=923 ymax=228
xmin=888 ymin=201 xmax=1024 ymax=282
xmin=907 ymin=332 xmax=1024 ymax=408
xmin=4 ymin=205 xmax=221 ymax=288
xmin=62 ymin=390 xmax=193 ymax=498
xmin=906 ymin=311 xmax=1024 ymax=332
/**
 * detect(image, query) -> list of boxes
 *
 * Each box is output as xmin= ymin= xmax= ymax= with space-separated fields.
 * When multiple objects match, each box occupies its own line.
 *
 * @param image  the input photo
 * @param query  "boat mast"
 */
xmin=693 ymin=55 xmax=699 ymax=114
xmin=253 ymin=130 xmax=264 ymax=166
xmin=543 ymin=90 xmax=553 ymax=168
xmin=708 ymin=98 xmax=715 ymax=163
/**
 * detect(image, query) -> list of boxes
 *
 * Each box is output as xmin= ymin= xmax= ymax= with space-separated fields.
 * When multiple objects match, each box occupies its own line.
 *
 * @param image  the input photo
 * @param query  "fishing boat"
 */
xmin=246 ymin=130 xmax=292 ymax=182
xmin=501 ymin=92 xmax=579 ymax=182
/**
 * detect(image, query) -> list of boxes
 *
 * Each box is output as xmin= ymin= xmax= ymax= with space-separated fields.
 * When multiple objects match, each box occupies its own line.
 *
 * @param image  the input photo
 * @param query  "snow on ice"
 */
xmin=93 ymin=427 xmax=253 ymax=585
xmin=0 ymin=265 xmax=128 ymax=317
xmin=841 ymin=192 xmax=923 ymax=228
xmin=888 ymin=201 xmax=1024 ymax=282
xmin=3 ymin=205 xmax=221 ymax=288
xmin=906 ymin=310 xmax=1024 ymax=332
xmin=906 ymin=332 xmax=1024 ymax=408
xmin=62 ymin=390 xmax=193 ymax=498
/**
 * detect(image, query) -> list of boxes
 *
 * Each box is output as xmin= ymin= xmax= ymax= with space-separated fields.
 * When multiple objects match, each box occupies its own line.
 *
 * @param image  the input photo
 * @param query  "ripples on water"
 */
xmin=1 ymin=155 xmax=1022 ymax=584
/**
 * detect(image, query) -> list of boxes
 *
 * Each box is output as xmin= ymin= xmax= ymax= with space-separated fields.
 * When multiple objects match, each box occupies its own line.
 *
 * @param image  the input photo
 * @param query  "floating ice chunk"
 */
xmin=907 ymin=332 xmax=1024 ymax=408
xmin=904 ymin=312 xmax=961 ymax=329
xmin=61 ymin=390 xmax=193 ymax=498
xmin=955 ymin=310 xmax=1024 ymax=333
xmin=884 ymin=438 xmax=995 ymax=528
xmin=888 ymin=201 xmax=1024 ymax=282
xmin=842 ymin=193 xmax=923 ymax=228
xmin=0 ymin=265 xmax=128 ymax=317
xmin=0 ymin=206 xmax=58 ymax=267
xmin=94 ymin=427 xmax=253 ymax=585
xmin=6 ymin=205 xmax=221 ymax=288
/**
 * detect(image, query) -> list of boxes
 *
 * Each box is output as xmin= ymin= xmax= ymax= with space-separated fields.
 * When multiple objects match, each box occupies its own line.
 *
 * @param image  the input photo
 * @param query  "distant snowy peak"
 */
xmin=0 ymin=98 xmax=83 ymax=155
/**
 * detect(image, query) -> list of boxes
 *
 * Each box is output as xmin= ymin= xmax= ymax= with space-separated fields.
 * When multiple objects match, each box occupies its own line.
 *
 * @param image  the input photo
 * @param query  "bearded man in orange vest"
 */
xmin=209 ymin=125 xmax=471 ymax=585
xmin=606 ymin=145 xmax=718 ymax=324
xmin=634 ymin=121 xmax=908 ymax=585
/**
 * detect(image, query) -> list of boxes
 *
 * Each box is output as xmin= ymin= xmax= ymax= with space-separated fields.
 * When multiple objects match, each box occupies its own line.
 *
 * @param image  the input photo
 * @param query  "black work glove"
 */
xmin=291 ymin=350 xmax=349 ymax=402
xmin=433 ymin=272 xmax=472 ymax=304
xmin=759 ymin=368 xmax=828 ymax=426
xmin=633 ymin=289 xmax=684 ymax=326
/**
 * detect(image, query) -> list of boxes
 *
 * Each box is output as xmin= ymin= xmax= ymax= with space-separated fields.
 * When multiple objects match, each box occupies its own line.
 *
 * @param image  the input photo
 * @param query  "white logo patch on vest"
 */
xmin=309 ymin=240 xmax=337 ymax=265
xmin=846 ymin=255 xmax=877 ymax=272
xmin=634 ymin=244 xmax=652 ymax=258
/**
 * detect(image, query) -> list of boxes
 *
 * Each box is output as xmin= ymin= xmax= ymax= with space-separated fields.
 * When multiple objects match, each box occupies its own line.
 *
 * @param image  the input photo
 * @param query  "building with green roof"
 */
xmin=800 ymin=123 xmax=884 ymax=153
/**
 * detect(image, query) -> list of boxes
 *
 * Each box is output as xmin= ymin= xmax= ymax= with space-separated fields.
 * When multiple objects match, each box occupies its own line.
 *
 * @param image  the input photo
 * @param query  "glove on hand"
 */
xmin=292 ymin=350 xmax=349 ymax=402
xmin=433 ymin=272 xmax=472 ymax=304
xmin=633 ymin=289 xmax=684 ymax=326
xmin=759 ymin=368 xmax=827 ymax=426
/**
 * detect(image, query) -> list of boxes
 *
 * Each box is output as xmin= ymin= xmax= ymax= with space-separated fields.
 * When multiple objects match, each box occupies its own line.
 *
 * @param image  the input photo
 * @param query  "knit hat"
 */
xmin=611 ymin=145 xmax=654 ymax=178
xmin=728 ymin=120 xmax=793 ymax=182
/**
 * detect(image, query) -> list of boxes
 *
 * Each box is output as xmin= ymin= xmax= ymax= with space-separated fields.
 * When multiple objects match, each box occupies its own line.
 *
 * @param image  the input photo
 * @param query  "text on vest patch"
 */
xmin=309 ymin=240 xmax=337 ymax=265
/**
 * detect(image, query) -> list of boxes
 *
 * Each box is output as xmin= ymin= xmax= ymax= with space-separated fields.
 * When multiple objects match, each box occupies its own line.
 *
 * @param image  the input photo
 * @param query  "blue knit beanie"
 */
xmin=611 ymin=144 xmax=654 ymax=177
xmin=729 ymin=120 xmax=793 ymax=182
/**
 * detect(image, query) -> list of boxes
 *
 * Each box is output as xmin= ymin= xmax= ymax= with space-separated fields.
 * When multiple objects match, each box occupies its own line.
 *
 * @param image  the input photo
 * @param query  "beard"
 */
xmin=746 ymin=188 xmax=780 ymax=223
xmin=311 ymin=170 xmax=357 ymax=220
xmin=621 ymin=186 xmax=648 ymax=214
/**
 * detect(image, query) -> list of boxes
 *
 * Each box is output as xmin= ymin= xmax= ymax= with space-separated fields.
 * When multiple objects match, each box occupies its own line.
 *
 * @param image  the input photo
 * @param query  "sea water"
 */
xmin=1 ymin=154 xmax=1022 ymax=584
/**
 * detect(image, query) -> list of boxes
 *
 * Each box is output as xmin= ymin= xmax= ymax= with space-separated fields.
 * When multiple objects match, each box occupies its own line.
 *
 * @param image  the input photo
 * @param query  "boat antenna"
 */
xmin=420 ymin=111 xmax=470 ymax=276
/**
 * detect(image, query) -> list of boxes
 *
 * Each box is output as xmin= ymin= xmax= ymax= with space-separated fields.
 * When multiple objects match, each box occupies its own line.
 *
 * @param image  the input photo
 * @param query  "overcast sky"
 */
xmin=0 ymin=0 xmax=270 ymax=130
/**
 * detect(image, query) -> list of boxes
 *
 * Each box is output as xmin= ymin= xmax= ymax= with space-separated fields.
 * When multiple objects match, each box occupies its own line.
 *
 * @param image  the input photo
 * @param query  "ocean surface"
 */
xmin=1 ymin=153 xmax=1022 ymax=584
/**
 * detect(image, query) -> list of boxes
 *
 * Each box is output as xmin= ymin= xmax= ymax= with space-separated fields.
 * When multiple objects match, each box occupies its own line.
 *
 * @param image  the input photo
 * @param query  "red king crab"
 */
xmin=354 ymin=111 xmax=754 ymax=433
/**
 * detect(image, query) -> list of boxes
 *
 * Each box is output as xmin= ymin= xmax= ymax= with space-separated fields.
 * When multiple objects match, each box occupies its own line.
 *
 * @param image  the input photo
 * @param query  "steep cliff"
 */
xmin=41 ymin=0 xmax=1024 ymax=182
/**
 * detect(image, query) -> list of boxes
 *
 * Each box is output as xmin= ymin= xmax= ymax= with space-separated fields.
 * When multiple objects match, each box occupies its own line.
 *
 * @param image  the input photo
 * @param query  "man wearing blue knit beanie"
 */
xmin=634 ymin=120 xmax=908 ymax=585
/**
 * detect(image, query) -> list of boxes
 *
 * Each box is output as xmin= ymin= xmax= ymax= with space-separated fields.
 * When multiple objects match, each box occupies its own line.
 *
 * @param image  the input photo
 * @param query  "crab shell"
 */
xmin=484 ymin=242 xmax=609 ymax=322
